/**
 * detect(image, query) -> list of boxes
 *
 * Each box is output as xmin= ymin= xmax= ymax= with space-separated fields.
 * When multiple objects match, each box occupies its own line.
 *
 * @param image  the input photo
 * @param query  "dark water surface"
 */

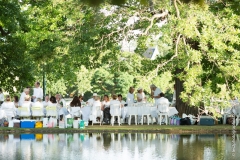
xmin=0 ymin=133 xmax=239 ymax=160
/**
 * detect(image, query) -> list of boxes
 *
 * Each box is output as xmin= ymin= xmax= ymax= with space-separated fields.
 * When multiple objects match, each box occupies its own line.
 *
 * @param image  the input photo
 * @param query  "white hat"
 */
xmin=137 ymin=88 xmax=142 ymax=91
xmin=93 ymin=93 xmax=98 ymax=96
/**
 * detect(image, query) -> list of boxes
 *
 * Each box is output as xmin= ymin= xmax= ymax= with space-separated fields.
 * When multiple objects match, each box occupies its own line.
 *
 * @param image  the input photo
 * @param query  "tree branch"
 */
xmin=141 ymin=10 xmax=168 ymax=35
xmin=155 ymin=34 xmax=182 ymax=75
xmin=173 ymin=0 xmax=180 ymax=19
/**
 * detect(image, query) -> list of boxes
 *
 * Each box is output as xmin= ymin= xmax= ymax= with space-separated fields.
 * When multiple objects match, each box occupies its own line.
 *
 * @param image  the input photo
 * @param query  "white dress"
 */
xmin=137 ymin=92 xmax=146 ymax=102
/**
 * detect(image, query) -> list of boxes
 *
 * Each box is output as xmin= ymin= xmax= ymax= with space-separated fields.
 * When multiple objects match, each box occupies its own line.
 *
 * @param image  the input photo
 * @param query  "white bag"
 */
xmin=43 ymin=118 xmax=48 ymax=128
xmin=8 ymin=120 xmax=14 ymax=127
xmin=73 ymin=120 xmax=79 ymax=129
xmin=59 ymin=120 xmax=65 ymax=129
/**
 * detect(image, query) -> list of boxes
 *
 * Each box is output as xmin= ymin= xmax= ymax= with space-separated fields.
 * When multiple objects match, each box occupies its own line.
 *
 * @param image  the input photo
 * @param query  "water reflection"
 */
xmin=0 ymin=133 xmax=239 ymax=160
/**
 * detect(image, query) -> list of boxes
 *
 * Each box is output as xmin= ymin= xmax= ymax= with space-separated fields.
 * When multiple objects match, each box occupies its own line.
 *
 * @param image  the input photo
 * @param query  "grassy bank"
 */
xmin=0 ymin=125 xmax=240 ymax=134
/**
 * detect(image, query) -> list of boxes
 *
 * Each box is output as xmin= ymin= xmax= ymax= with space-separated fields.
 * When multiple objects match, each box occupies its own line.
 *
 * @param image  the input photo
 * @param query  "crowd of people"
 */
xmin=0 ymin=82 xmax=176 ymax=125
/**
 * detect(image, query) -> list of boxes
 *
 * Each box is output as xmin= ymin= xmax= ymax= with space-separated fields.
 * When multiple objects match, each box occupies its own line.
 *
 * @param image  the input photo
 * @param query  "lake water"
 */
xmin=0 ymin=133 xmax=239 ymax=160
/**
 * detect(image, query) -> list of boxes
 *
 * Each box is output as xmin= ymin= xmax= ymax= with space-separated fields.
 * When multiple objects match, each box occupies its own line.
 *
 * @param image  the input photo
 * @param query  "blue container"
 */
xmin=20 ymin=134 xmax=35 ymax=140
xmin=79 ymin=120 xmax=85 ymax=129
xmin=199 ymin=116 xmax=214 ymax=126
xmin=20 ymin=120 xmax=36 ymax=128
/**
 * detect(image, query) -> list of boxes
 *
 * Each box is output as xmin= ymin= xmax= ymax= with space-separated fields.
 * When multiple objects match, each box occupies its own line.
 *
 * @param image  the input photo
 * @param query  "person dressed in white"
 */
xmin=91 ymin=95 xmax=102 ymax=121
xmin=56 ymin=94 xmax=67 ymax=108
xmin=137 ymin=88 xmax=146 ymax=102
xmin=118 ymin=94 xmax=126 ymax=122
xmin=157 ymin=93 xmax=170 ymax=124
xmin=19 ymin=88 xmax=30 ymax=107
xmin=1 ymin=95 xmax=16 ymax=120
xmin=87 ymin=93 xmax=97 ymax=107
xmin=32 ymin=82 xmax=43 ymax=102
xmin=126 ymin=87 xmax=135 ymax=105
xmin=20 ymin=95 xmax=32 ymax=117
xmin=150 ymin=84 xmax=162 ymax=105
xmin=0 ymin=88 xmax=4 ymax=105
xmin=157 ymin=93 xmax=170 ymax=112
xmin=110 ymin=94 xmax=121 ymax=123
xmin=102 ymin=95 xmax=110 ymax=110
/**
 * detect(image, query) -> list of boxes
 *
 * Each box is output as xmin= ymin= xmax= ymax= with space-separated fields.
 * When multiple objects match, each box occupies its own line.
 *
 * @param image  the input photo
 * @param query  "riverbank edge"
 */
xmin=1 ymin=126 xmax=239 ymax=134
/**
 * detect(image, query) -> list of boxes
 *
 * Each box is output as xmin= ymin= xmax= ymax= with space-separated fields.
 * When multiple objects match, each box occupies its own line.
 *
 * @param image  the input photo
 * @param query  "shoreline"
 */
xmin=0 ymin=125 xmax=239 ymax=134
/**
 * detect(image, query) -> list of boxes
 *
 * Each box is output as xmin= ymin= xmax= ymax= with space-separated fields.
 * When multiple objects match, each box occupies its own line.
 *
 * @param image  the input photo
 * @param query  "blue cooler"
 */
xmin=20 ymin=134 xmax=35 ymax=140
xmin=199 ymin=116 xmax=214 ymax=126
xmin=20 ymin=120 xmax=36 ymax=128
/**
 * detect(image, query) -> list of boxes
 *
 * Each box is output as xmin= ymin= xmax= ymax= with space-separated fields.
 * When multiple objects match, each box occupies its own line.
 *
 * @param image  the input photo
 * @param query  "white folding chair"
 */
xmin=110 ymin=104 xmax=121 ymax=126
xmin=46 ymin=106 xmax=58 ymax=118
xmin=157 ymin=102 xmax=169 ymax=125
xmin=90 ymin=105 xmax=103 ymax=126
xmin=18 ymin=105 xmax=31 ymax=119
xmin=128 ymin=104 xmax=138 ymax=125
xmin=70 ymin=107 xmax=81 ymax=119
xmin=31 ymin=106 xmax=44 ymax=120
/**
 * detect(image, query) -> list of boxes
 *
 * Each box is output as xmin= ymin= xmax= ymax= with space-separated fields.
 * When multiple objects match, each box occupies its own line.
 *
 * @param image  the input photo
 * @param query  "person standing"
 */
xmin=32 ymin=82 xmax=43 ymax=102
xmin=19 ymin=88 xmax=30 ymax=107
xmin=150 ymin=84 xmax=162 ymax=105
xmin=137 ymin=88 xmax=146 ymax=102
xmin=126 ymin=87 xmax=135 ymax=105
xmin=0 ymin=88 xmax=4 ymax=105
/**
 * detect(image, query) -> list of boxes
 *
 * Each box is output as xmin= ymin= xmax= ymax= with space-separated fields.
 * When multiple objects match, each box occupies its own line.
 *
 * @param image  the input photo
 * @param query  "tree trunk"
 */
xmin=175 ymin=70 xmax=198 ymax=117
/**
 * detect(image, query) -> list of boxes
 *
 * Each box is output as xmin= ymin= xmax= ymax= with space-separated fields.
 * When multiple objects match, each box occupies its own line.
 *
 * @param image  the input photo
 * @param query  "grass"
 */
xmin=0 ymin=124 xmax=239 ymax=134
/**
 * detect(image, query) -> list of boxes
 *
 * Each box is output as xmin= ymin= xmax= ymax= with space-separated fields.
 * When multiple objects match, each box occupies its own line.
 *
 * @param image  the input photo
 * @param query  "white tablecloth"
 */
xmin=80 ymin=106 xmax=91 ymax=121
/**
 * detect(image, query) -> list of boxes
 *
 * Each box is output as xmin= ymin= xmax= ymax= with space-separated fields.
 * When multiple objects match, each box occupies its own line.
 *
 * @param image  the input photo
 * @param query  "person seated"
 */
xmin=118 ymin=94 xmax=126 ymax=108
xmin=1 ymin=95 xmax=16 ymax=120
xmin=157 ymin=93 xmax=170 ymax=124
xmin=86 ymin=93 xmax=97 ymax=107
xmin=157 ymin=93 xmax=170 ymax=112
xmin=16 ymin=95 xmax=32 ymax=118
xmin=79 ymin=95 xmax=86 ymax=106
xmin=91 ymin=95 xmax=102 ymax=122
xmin=56 ymin=94 xmax=67 ymax=111
xmin=137 ymin=88 xmax=146 ymax=103
xmin=70 ymin=96 xmax=81 ymax=120
xmin=102 ymin=95 xmax=110 ymax=110
xmin=109 ymin=94 xmax=121 ymax=123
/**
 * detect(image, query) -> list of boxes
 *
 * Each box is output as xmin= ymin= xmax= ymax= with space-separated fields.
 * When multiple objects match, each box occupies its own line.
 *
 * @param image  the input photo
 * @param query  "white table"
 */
xmin=121 ymin=103 xmax=179 ymax=121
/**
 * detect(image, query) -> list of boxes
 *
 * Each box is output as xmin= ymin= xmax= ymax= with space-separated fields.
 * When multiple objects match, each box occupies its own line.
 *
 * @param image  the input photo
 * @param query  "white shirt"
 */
xmin=137 ymin=92 xmax=146 ymax=102
xmin=153 ymin=87 xmax=161 ymax=104
xmin=1 ymin=102 xmax=16 ymax=117
xmin=19 ymin=92 xmax=26 ymax=106
xmin=126 ymin=92 xmax=134 ymax=104
xmin=0 ymin=93 xmax=4 ymax=101
xmin=87 ymin=98 xmax=95 ymax=107
xmin=119 ymin=100 xmax=126 ymax=108
xmin=93 ymin=100 xmax=102 ymax=108
xmin=102 ymin=101 xmax=110 ymax=108
xmin=33 ymin=87 xmax=43 ymax=101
